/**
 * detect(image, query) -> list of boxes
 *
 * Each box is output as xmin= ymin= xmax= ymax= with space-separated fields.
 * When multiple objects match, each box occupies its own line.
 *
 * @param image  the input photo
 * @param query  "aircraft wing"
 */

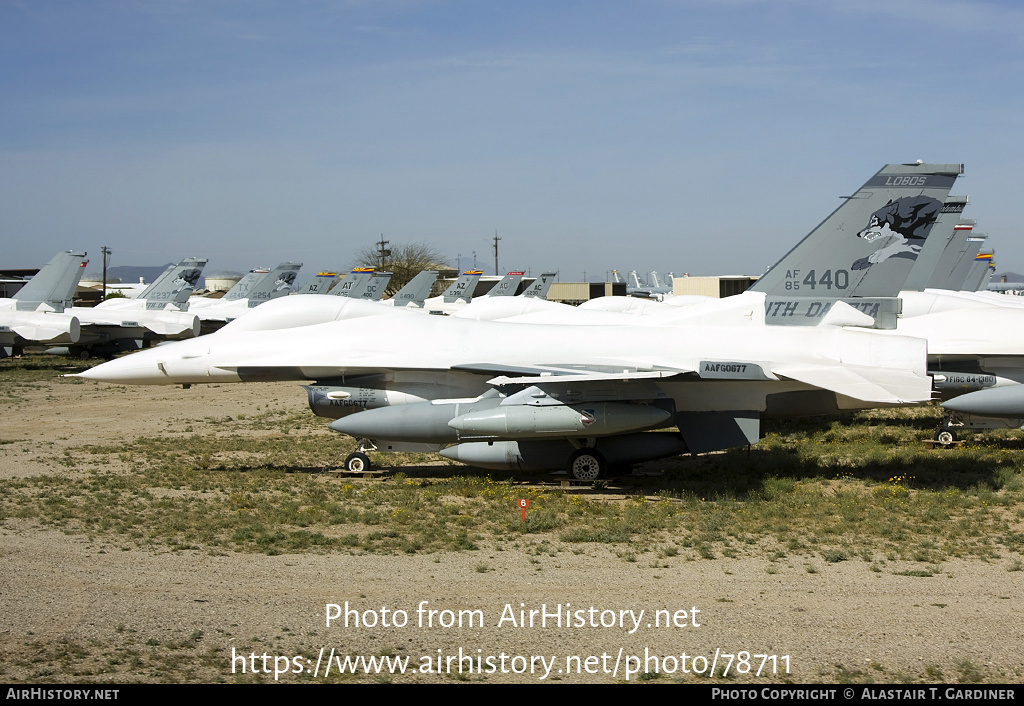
xmin=486 ymin=370 xmax=684 ymax=385
xmin=451 ymin=362 xmax=693 ymax=380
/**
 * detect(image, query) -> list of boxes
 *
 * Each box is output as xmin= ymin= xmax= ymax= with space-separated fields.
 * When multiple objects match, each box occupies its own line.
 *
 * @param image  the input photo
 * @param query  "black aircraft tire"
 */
xmin=934 ymin=429 xmax=958 ymax=445
xmin=344 ymin=452 xmax=372 ymax=473
xmin=568 ymin=449 xmax=606 ymax=481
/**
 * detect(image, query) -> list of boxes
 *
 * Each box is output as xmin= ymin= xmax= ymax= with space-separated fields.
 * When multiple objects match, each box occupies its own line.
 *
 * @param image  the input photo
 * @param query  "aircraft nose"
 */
xmin=74 ymin=346 xmax=171 ymax=384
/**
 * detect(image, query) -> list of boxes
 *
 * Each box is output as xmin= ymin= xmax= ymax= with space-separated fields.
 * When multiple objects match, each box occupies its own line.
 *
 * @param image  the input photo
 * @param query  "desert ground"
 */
xmin=1 ymin=356 xmax=1022 ymax=684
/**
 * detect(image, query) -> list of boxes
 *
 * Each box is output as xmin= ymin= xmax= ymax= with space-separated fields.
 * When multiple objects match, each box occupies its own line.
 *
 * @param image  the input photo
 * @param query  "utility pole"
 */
xmin=101 ymin=246 xmax=112 ymax=298
xmin=376 ymin=234 xmax=390 ymax=270
xmin=493 ymin=231 xmax=501 ymax=276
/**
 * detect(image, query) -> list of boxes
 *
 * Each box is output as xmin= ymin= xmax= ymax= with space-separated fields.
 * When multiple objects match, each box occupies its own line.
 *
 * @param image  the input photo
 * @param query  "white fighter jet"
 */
xmin=67 ymin=257 xmax=208 ymax=358
xmin=79 ymin=163 xmax=963 ymax=478
xmin=0 ymin=250 xmax=87 ymax=357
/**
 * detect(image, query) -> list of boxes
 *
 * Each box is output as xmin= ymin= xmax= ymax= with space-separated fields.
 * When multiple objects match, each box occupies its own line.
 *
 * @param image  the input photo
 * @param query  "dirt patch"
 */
xmin=0 ymin=372 xmax=1021 ymax=684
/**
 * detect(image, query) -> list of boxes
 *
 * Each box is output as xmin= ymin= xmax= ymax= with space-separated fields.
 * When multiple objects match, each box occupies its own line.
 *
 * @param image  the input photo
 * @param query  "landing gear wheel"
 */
xmin=568 ymin=449 xmax=606 ymax=481
xmin=934 ymin=428 xmax=958 ymax=445
xmin=344 ymin=452 xmax=372 ymax=473
xmin=76 ymin=349 xmax=91 ymax=361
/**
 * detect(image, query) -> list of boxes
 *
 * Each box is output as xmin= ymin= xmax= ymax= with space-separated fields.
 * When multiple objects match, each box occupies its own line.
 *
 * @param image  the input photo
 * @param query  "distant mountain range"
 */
xmin=83 ymin=264 xmax=175 ymax=286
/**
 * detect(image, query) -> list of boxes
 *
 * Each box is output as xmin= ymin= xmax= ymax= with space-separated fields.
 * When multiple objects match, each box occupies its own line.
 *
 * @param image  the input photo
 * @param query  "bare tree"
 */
xmin=352 ymin=240 xmax=449 ymax=294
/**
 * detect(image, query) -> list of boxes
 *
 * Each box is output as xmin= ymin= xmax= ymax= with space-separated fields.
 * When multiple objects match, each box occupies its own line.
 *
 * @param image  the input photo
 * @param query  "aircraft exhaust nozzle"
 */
xmin=448 ymin=403 xmax=671 ymax=438
xmin=143 ymin=312 xmax=201 ymax=338
xmin=9 ymin=312 xmax=81 ymax=344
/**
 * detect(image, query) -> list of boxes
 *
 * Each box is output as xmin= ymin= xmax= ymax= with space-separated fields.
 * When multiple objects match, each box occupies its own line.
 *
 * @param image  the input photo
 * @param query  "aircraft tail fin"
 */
xmin=331 ymin=268 xmax=374 ymax=297
xmin=975 ymin=249 xmax=996 ymax=291
xmin=349 ymin=271 xmax=392 ymax=300
xmin=13 ymin=250 xmax=88 ymax=312
xmin=245 ymin=262 xmax=302 ymax=307
xmin=963 ymin=247 xmax=994 ymax=292
xmin=924 ymin=220 xmax=976 ymax=290
xmin=931 ymin=230 xmax=983 ymax=291
xmin=944 ymin=234 xmax=985 ymax=290
xmin=522 ymin=272 xmax=557 ymax=299
xmin=222 ymin=269 xmax=267 ymax=301
xmin=297 ymin=272 xmax=340 ymax=295
xmin=137 ymin=257 xmax=208 ymax=308
xmin=751 ymin=163 xmax=963 ymax=299
xmin=487 ymin=272 xmax=524 ymax=297
xmin=389 ymin=270 xmax=438 ymax=307
xmin=442 ymin=271 xmax=483 ymax=303
xmin=898 ymin=196 xmax=969 ymax=291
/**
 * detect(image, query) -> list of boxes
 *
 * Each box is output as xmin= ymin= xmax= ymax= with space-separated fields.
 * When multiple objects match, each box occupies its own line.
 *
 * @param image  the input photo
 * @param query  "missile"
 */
xmin=328 ymin=398 xmax=498 ymax=443
xmin=448 ymin=402 xmax=672 ymax=438
xmin=328 ymin=398 xmax=672 ymax=444
xmin=439 ymin=432 xmax=689 ymax=471
xmin=942 ymin=385 xmax=1024 ymax=417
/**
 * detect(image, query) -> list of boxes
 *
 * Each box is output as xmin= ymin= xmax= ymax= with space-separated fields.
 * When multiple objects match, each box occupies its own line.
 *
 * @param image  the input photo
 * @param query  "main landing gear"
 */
xmin=567 ymin=448 xmax=606 ymax=481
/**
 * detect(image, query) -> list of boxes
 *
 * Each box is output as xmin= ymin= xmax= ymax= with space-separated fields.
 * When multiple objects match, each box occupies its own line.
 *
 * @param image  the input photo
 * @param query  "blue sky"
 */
xmin=2 ymin=0 xmax=1023 ymax=281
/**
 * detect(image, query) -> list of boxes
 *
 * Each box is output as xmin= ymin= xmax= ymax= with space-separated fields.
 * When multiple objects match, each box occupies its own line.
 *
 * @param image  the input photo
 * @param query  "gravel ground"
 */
xmin=1 ymin=376 xmax=1022 ymax=684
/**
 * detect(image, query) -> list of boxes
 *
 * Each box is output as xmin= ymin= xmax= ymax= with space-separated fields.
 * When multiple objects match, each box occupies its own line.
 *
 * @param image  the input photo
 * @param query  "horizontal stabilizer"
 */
xmin=763 ymin=296 xmax=901 ymax=328
xmin=773 ymin=364 xmax=931 ymax=403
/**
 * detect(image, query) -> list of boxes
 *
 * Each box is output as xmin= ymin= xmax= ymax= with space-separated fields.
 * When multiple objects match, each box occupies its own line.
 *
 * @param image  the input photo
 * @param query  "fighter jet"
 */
xmin=65 ymin=258 xmax=209 ymax=358
xmin=625 ymin=271 xmax=673 ymax=300
xmin=0 ymin=250 xmax=87 ymax=357
xmin=849 ymin=209 xmax=1024 ymax=442
xmin=79 ymin=163 xmax=962 ymax=478
xmin=893 ymin=232 xmax=1024 ymax=442
xmin=93 ymin=257 xmax=208 ymax=312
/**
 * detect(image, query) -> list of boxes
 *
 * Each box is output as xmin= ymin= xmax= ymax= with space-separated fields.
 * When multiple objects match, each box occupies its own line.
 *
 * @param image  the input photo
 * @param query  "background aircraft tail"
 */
xmin=12 ymin=250 xmax=87 ymax=312
xmin=331 ymin=268 xmax=374 ymax=297
xmin=136 ymin=257 xmax=208 ymax=309
xmin=924 ymin=221 xmax=977 ymax=290
xmin=487 ymin=272 xmax=524 ymax=297
xmin=221 ymin=269 xmax=268 ymax=301
xmin=442 ymin=271 xmax=483 ymax=303
xmin=898 ymin=196 xmax=970 ymax=291
xmin=297 ymin=272 xmax=341 ymax=295
xmin=349 ymin=271 xmax=392 ymax=300
xmin=389 ymin=270 xmax=438 ymax=307
xmin=245 ymin=262 xmax=303 ymax=307
xmin=521 ymin=272 xmax=556 ymax=299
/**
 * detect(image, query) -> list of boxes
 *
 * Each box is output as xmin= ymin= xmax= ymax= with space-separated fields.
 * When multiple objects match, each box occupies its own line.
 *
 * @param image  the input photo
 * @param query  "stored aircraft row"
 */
xmin=1 ymin=253 xmax=536 ymax=358
xmin=75 ymin=162 xmax=1024 ymax=480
